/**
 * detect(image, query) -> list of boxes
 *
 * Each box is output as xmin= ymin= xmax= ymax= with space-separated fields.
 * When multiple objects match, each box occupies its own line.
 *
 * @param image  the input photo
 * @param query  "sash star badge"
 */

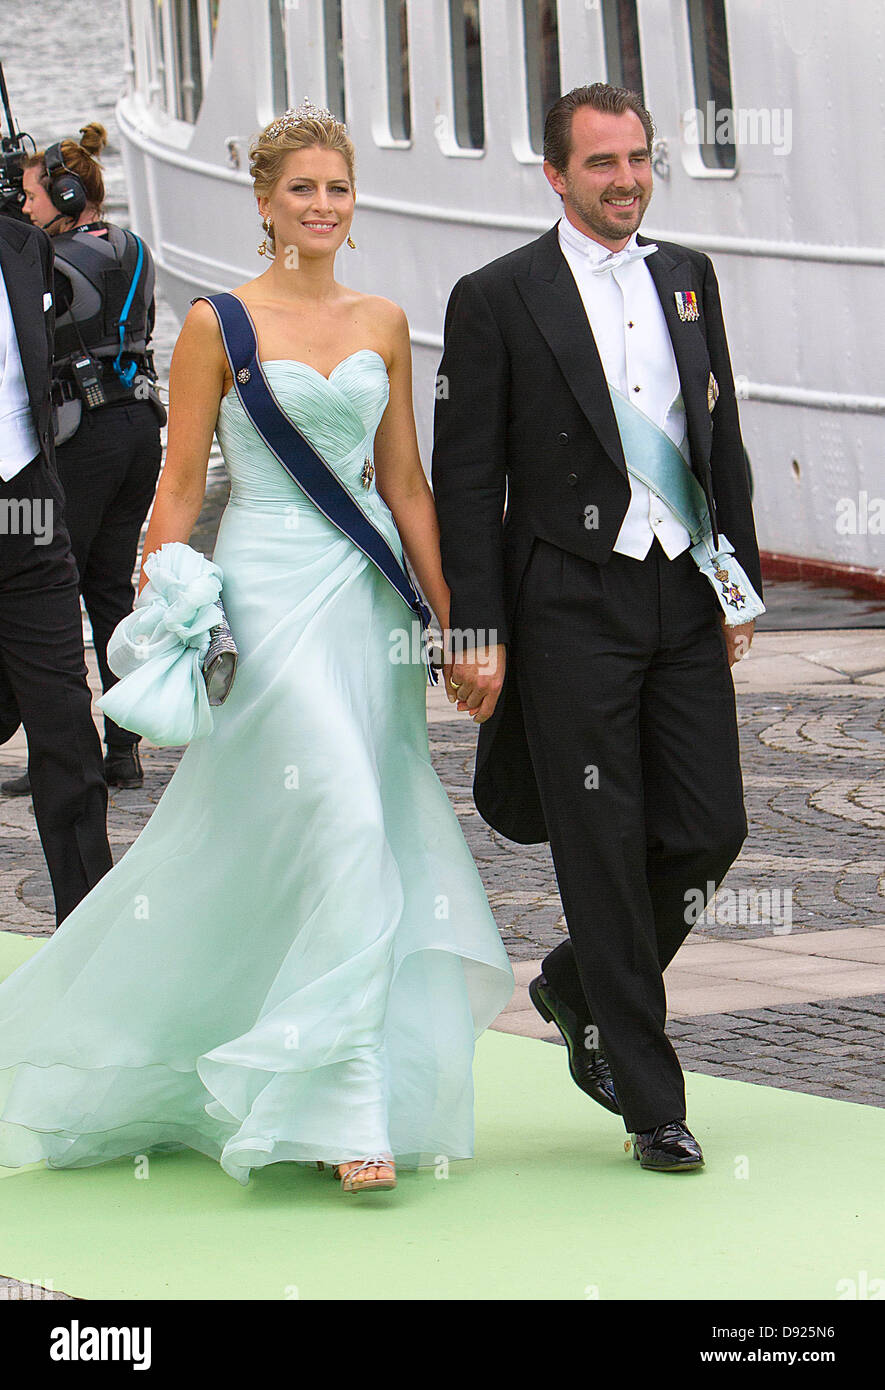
xmin=707 ymin=371 xmax=719 ymax=412
xmin=674 ymin=290 xmax=699 ymax=322
xmin=714 ymin=564 xmax=746 ymax=609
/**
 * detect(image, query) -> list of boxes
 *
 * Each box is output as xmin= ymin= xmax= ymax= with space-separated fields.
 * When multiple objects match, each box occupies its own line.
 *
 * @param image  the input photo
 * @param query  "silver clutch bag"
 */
xmin=202 ymin=605 xmax=238 ymax=706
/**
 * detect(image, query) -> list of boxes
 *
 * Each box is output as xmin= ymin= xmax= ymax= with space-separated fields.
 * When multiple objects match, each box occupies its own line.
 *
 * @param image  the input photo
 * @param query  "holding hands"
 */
xmin=443 ymin=640 xmax=507 ymax=724
xmin=439 ymin=620 xmax=750 ymax=727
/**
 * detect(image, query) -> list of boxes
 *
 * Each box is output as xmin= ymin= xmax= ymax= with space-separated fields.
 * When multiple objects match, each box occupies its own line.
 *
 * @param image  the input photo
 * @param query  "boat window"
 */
xmin=384 ymin=0 xmax=412 ymax=140
xmin=449 ymin=1 xmax=484 ymax=149
xmin=270 ymin=0 xmax=288 ymax=114
xmin=148 ymin=0 xmax=168 ymax=111
xmin=133 ymin=0 xmax=215 ymax=120
xmin=523 ymin=0 xmax=561 ymax=156
xmin=122 ymin=0 xmax=136 ymax=89
xmin=687 ymin=0 xmax=736 ymax=169
xmin=601 ymin=0 xmax=644 ymax=101
xmin=173 ymin=0 xmax=204 ymax=123
xmin=324 ymin=0 xmax=347 ymax=122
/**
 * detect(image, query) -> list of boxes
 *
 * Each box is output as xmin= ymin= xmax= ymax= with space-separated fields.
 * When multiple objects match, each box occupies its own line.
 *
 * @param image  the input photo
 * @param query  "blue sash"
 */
xmin=608 ymin=386 xmax=765 ymax=626
xmin=196 ymin=292 xmax=437 ymax=684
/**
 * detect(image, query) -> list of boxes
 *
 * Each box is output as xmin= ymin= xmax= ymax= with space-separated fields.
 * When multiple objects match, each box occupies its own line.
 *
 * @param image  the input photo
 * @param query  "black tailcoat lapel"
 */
xmin=514 ymin=227 xmax=628 ymax=480
xmin=0 ymin=217 xmax=55 ymax=469
xmin=0 ymin=219 xmax=48 ymax=414
xmin=514 ymin=224 xmax=714 ymax=489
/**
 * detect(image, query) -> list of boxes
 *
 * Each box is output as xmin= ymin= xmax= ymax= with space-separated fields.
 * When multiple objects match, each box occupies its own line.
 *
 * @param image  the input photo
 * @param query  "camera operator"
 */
xmin=5 ymin=123 xmax=165 ymax=794
xmin=0 ymin=208 xmax=113 ymax=924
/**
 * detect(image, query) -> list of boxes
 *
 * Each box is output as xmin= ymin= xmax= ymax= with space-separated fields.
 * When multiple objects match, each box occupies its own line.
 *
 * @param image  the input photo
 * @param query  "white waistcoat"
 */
xmin=557 ymin=214 xmax=691 ymax=560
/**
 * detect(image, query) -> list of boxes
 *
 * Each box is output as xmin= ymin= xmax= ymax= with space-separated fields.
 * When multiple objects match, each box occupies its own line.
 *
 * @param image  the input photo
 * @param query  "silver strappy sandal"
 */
xmin=316 ymin=1154 xmax=396 ymax=1192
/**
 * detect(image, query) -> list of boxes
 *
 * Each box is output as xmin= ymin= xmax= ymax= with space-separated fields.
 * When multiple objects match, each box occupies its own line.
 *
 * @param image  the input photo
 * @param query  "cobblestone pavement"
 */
xmin=666 ymin=994 xmax=885 ymax=1107
xmin=0 ymin=1277 xmax=76 ymax=1301
xmin=427 ymin=695 xmax=885 ymax=954
xmin=7 ymin=691 xmax=882 ymax=939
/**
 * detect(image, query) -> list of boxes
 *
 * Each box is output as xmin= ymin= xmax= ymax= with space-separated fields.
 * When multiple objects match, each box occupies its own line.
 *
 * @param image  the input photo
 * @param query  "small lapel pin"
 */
xmin=707 ymin=371 xmax=719 ymax=412
xmin=43 ymin=291 xmax=53 ymax=311
xmin=674 ymin=290 xmax=699 ymax=322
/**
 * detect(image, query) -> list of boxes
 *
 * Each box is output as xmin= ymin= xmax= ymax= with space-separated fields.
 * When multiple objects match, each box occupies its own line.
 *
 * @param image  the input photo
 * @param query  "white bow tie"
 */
xmin=591 ymin=242 xmax=658 ymax=275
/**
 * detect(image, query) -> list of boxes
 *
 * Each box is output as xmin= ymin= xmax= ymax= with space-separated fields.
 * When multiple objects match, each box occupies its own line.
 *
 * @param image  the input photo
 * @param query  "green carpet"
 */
xmin=0 ymin=931 xmax=881 ymax=1300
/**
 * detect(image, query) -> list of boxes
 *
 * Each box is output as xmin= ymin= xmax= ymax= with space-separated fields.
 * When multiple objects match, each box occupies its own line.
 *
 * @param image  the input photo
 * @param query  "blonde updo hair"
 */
xmin=248 ymin=113 xmax=355 ymax=252
xmin=24 ymin=121 xmax=108 ymax=213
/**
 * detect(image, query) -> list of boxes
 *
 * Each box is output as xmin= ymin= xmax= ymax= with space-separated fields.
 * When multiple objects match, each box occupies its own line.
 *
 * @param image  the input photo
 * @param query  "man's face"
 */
xmin=543 ymin=107 xmax=653 ymax=251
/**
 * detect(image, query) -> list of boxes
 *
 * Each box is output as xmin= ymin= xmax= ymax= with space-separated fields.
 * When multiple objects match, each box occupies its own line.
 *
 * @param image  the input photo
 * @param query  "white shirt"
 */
xmin=557 ymin=214 xmax=691 ymax=560
xmin=0 ymin=261 xmax=41 ymax=482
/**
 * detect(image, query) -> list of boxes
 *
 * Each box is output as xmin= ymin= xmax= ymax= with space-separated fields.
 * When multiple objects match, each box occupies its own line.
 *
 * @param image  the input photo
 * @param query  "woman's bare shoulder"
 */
xmin=179 ymin=295 xmax=222 ymax=333
xmin=350 ymin=294 xmax=409 ymax=366
xmin=175 ymin=296 xmax=226 ymax=357
xmin=354 ymin=292 xmax=408 ymax=332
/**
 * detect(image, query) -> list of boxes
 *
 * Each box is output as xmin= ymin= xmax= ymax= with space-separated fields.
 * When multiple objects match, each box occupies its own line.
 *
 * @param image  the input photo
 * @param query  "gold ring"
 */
xmin=450 ymin=681 xmax=462 ymax=690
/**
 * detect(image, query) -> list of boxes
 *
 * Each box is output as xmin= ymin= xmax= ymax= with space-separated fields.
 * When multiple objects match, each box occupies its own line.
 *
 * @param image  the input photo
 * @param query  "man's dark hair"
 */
xmin=543 ymin=83 xmax=655 ymax=173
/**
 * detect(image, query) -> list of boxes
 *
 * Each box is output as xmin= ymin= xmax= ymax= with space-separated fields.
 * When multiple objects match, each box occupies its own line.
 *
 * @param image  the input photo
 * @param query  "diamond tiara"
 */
xmin=265 ymin=97 xmax=345 ymax=140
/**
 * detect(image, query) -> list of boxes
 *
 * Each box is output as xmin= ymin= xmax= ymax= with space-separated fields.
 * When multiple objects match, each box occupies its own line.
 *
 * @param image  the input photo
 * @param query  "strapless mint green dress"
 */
xmin=0 ymin=351 xmax=514 ymax=1185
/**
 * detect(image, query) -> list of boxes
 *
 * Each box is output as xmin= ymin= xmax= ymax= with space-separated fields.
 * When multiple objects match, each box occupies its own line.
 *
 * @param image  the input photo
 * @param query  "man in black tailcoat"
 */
xmin=432 ymin=85 xmax=762 ymax=1172
xmin=0 ymin=212 xmax=112 ymax=925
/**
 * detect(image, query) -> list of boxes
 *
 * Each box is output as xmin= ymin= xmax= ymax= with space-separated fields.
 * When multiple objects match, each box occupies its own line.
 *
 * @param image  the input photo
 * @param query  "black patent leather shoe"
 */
xmin=632 ymin=1121 xmax=704 ymax=1171
xmin=1 ymin=770 xmax=31 ymax=796
xmin=528 ymin=972 xmax=620 ymax=1115
xmin=104 ymin=746 xmax=143 ymax=788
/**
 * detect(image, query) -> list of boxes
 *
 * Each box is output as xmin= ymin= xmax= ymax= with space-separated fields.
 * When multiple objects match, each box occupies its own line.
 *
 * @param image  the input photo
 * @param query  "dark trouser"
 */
xmin=0 ymin=453 xmax=113 ymax=925
xmin=511 ymin=537 xmax=747 ymax=1134
xmin=56 ymin=399 xmax=162 ymax=750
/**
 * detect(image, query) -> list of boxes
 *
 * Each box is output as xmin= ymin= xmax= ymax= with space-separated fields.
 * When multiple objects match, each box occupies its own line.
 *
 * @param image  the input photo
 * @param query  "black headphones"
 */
xmin=43 ymin=142 xmax=87 ymax=220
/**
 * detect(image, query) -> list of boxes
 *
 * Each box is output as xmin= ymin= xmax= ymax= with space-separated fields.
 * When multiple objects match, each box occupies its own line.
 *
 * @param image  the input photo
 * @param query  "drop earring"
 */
xmin=258 ymin=217 xmax=272 ymax=256
xmin=347 ymin=233 xmax=356 ymax=248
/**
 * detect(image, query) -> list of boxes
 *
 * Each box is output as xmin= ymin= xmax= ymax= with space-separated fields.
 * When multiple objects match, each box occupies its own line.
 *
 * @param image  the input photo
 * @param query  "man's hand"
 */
xmin=721 ymin=619 xmax=755 ymax=667
xmin=444 ymin=644 xmax=506 ymax=723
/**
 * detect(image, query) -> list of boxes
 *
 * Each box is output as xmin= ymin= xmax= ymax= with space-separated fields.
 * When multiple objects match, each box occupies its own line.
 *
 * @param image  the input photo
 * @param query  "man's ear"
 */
xmin=542 ymin=160 xmax=566 ymax=199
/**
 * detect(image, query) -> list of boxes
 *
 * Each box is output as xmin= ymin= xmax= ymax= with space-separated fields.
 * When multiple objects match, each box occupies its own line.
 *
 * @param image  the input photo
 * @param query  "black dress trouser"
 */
xmin=55 ymin=400 xmax=162 ymax=750
xmin=511 ymin=537 xmax=747 ymax=1134
xmin=0 ymin=453 xmax=112 ymax=925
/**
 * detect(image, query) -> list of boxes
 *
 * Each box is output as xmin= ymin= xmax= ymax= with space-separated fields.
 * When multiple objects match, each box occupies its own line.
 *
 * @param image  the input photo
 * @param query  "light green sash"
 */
xmin=609 ymin=386 xmax=765 ymax=626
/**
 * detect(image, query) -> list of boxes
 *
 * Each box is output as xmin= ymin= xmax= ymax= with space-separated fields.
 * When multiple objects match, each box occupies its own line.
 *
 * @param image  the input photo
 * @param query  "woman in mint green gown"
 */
xmin=0 ymin=106 xmax=513 ymax=1192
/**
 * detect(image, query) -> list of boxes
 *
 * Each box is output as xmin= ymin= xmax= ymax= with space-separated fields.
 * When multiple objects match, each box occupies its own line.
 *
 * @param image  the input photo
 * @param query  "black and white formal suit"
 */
xmin=0 ymin=214 xmax=112 ymax=924
xmin=432 ymin=218 xmax=762 ymax=1134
